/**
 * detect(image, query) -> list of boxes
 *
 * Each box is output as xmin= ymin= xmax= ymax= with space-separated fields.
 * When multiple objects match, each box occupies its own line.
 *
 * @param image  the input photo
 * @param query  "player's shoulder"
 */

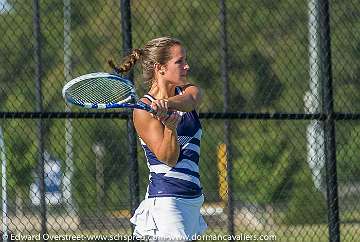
xmin=179 ymin=83 xmax=202 ymax=95
xmin=179 ymin=83 xmax=199 ymax=90
xmin=179 ymin=83 xmax=203 ymax=105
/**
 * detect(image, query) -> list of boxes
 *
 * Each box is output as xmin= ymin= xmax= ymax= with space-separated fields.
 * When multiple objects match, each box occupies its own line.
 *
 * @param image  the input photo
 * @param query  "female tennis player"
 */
xmin=113 ymin=37 xmax=207 ymax=241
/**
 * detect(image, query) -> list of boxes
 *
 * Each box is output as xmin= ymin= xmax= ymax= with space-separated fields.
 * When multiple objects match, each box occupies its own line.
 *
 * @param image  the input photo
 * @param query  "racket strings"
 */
xmin=80 ymin=78 xmax=120 ymax=103
xmin=67 ymin=77 xmax=133 ymax=104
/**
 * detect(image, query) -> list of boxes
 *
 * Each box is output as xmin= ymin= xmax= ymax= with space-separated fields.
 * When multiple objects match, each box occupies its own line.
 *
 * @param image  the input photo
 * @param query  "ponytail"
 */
xmin=108 ymin=48 xmax=143 ymax=74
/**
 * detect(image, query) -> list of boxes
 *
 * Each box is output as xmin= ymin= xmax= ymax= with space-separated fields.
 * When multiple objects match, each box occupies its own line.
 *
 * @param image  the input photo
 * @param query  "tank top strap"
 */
xmin=144 ymin=87 xmax=182 ymax=102
xmin=143 ymin=93 xmax=156 ymax=102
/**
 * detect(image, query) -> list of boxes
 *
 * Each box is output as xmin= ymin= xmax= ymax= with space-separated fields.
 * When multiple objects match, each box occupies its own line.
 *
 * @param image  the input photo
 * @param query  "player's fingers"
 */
xmin=159 ymin=99 xmax=168 ymax=110
xmin=151 ymin=101 xmax=164 ymax=117
xmin=150 ymin=101 xmax=158 ymax=111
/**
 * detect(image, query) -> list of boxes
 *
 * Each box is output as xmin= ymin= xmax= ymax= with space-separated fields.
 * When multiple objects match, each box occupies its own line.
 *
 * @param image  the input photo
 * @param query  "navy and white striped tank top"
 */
xmin=140 ymin=87 xmax=202 ymax=199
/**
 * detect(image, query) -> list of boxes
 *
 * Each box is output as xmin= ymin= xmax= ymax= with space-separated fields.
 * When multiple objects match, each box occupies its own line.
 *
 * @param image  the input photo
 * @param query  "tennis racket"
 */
xmin=62 ymin=72 xmax=156 ymax=113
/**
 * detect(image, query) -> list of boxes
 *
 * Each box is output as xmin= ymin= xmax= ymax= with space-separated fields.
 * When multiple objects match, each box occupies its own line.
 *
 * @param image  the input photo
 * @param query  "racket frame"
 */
xmin=62 ymin=72 xmax=155 ymax=114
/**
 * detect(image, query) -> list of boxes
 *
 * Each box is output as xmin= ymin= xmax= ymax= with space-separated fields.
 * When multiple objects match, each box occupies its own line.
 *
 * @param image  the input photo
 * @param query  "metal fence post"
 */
xmin=306 ymin=0 xmax=326 ymax=195
xmin=318 ymin=0 xmax=340 ymax=241
xmin=63 ymin=0 xmax=76 ymax=216
xmin=0 ymin=127 xmax=8 ymax=242
xmin=120 ymin=0 xmax=139 ymax=231
xmin=219 ymin=0 xmax=235 ymax=238
xmin=33 ymin=0 xmax=47 ymax=239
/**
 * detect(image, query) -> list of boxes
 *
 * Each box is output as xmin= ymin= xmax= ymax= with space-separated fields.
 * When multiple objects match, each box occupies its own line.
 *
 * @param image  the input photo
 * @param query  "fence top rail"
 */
xmin=0 ymin=112 xmax=359 ymax=120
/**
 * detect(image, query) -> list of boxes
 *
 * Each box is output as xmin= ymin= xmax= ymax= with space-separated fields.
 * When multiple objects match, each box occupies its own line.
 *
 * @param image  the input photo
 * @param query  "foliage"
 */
xmin=234 ymin=121 xmax=299 ymax=205
xmin=337 ymin=124 xmax=360 ymax=181
xmin=283 ymin=162 xmax=327 ymax=225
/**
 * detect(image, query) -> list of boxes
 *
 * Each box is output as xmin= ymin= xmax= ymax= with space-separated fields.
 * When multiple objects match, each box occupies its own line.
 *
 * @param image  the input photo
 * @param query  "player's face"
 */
xmin=163 ymin=44 xmax=190 ymax=86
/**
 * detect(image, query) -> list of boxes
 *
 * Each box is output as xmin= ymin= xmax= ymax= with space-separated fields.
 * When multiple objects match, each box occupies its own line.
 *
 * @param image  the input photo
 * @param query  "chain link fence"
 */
xmin=1 ymin=0 xmax=360 ymax=241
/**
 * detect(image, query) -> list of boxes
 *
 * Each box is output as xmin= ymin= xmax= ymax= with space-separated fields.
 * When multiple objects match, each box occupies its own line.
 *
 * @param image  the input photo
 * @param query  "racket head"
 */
xmin=62 ymin=72 xmax=138 ymax=109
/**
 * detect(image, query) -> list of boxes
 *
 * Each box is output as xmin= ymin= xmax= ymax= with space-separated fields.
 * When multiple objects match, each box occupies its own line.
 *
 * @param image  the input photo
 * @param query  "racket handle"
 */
xmin=137 ymin=101 xmax=173 ymax=118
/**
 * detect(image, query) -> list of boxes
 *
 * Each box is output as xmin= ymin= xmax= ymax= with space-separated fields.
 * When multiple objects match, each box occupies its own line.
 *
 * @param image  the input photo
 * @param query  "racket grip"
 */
xmin=138 ymin=100 xmax=172 ymax=116
xmin=139 ymin=102 xmax=159 ymax=115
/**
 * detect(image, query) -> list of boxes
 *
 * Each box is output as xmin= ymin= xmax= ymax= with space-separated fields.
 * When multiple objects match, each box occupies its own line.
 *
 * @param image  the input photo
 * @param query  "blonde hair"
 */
xmin=109 ymin=37 xmax=182 ymax=86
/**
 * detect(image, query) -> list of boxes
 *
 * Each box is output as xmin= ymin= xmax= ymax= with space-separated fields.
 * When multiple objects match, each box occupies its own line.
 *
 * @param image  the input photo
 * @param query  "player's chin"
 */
xmin=171 ymin=77 xmax=187 ymax=86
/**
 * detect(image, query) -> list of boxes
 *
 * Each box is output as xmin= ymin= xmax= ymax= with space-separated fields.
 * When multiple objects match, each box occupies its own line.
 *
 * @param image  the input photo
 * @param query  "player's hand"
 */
xmin=151 ymin=99 xmax=169 ymax=120
xmin=160 ymin=112 xmax=182 ymax=131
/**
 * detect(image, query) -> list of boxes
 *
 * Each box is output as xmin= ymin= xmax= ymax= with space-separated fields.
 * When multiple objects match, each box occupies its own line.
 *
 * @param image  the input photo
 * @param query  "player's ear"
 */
xmin=154 ymin=63 xmax=166 ymax=75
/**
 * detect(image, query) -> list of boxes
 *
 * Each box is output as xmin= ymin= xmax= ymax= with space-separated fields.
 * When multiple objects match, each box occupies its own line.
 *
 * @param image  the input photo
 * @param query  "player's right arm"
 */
xmin=133 ymin=98 xmax=181 ymax=167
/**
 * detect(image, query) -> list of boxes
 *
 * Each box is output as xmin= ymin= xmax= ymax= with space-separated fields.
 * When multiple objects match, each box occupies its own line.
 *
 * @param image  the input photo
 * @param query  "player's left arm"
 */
xmin=167 ymin=84 xmax=203 ymax=112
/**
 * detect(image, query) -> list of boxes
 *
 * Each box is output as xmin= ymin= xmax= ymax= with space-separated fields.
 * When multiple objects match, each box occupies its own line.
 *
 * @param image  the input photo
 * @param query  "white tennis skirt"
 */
xmin=130 ymin=195 xmax=207 ymax=241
